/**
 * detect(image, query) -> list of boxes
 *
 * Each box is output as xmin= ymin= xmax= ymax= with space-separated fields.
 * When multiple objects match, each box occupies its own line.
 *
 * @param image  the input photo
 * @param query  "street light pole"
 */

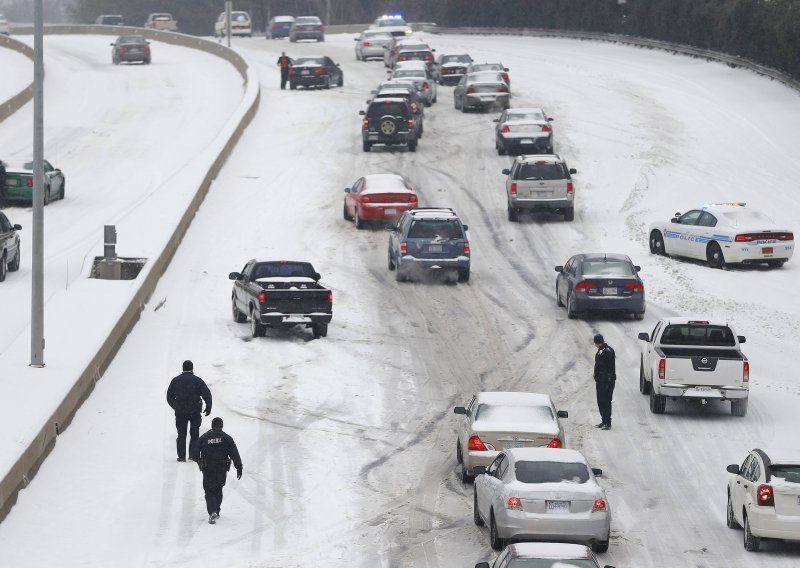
xmin=225 ymin=1 xmax=232 ymax=48
xmin=30 ymin=0 xmax=44 ymax=367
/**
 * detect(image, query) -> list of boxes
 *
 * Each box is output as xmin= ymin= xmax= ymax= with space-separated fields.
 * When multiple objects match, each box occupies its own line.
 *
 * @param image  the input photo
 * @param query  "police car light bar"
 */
xmin=703 ymin=202 xmax=746 ymax=208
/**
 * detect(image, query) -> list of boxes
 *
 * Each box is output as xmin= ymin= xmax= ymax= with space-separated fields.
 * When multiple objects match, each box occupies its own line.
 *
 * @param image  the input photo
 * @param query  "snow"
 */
xmin=1 ymin=31 xmax=800 ymax=567
xmin=0 ymin=43 xmax=30 ymax=103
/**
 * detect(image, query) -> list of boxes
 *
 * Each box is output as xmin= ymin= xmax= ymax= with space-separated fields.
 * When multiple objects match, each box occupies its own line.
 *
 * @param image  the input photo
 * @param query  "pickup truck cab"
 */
xmin=638 ymin=318 xmax=749 ymax=416
xmin=229 ymin=260 xmax=332 ymax=339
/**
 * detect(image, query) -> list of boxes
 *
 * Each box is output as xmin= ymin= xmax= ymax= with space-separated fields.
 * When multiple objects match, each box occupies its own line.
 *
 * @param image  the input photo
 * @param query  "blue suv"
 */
xmin=387 ymin=208 xmax=470 ymax=282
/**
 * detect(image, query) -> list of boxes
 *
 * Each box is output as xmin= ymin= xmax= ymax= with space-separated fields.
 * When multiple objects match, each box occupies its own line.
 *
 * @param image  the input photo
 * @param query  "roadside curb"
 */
xmin=0 ymin=34 xmax=34 ymax=124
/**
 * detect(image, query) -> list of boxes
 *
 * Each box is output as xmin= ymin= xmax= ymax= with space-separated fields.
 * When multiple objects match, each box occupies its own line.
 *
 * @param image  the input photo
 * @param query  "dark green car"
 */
xmin=1 ymin=159 xmax=65 ymax=205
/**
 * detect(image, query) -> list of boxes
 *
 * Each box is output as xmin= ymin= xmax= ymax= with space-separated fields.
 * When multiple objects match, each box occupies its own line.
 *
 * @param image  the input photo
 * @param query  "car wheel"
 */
xmin=727 ymin=492 xmax=741 ymax=529
xmin=563 ymin=206 xmax=575 ymax=222
xmin=731 ymin=398 xmax=748 ymax=417
xmin=507 ymin=203 xmax=518 ymax=222
xmin=473 ymin=490 xmax=484 ymax=526
xmin=145 ymin=57 xmax=151 ymax=65
xmin=311 ymin=323 xmax=327 ymax=339
xmin=0 ymin=253 xmax=7 ymax=282
xmin=362 ymin=140 xmax=371 ymax=153
xmin=337 ymin=75 xmax=343 ymax=87
xmin=556 ymin=282 xmax=564 ymax=307
xmin=649 ymin=230 xmax=666 ymax=256
xmin=592 ymin=540 xmax=609 ymax=553
xmin=496 ymin=142 xmax=506 ymax=156
xmin=454 ymin=96 xmax=460 ymax=110
xmin=566 ymin=294 xmax=577 ymax=319
xmin=456 ymin=440 xmax=462 ymax=464
xmin=458 ymin=268 xmax=470 ymax=283
xmin=395 ymin=269 xmax=407 ymax=282
xmin=43 ymin=185 xmax=50 ymax=206
xmin=768 ymin=260 xmax=785 ymax=268
xmin=649 ymin=386 xmax=667 ymax=414
xmin=388 ymin=251 xmax=395 ymax=271
xmin=744 ymin=515 xmax=760 ymax=552
xmin=250 ymin=309 xmax=266 ymax=338
xmin=433 ymin=94 xmax=437 ymax=103
xmin=289 ymin=83 xmax=297 ymax=90
xmin=408 ymin=139 xmax=417 ymax=152
xmin=707 ymin=242 xmax=726 ymax=269
xmin=460 ymin=99 xmax=467 ymax=113
xmin=639 ymin=359 xmax=651 ymax=394
xmin=354 ymin=209 xmax=365 ymax=230
xmin=232 ymin=297 xmax=247 ymax=323
xmin=323 ymin=77 xmax=331 ymax=90
xmin=489 ymin=511 xmax=503 ymax=551
xmin=8 ymin=245 xmax=20 ymax=272
xmin=343 ymin=201 xmax=352 ymax=221
xmin=59 ymin=180 xmax=65 ymax=200
xmin=633 ymin=310 xmax=645 ymax=320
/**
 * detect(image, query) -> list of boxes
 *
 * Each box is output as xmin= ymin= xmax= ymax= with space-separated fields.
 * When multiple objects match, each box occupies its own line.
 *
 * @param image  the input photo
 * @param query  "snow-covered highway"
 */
xmin=1 ymin=32 xmax=799 ymax=567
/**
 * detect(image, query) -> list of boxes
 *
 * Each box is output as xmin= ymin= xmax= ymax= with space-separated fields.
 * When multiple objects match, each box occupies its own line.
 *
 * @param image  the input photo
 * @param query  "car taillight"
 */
xmin=593 ymin=499 xmax=607 ymax=511
xmin=542 ymin=124 xmax=551 ymax=132
xmin=464 ymin=242 xmax=470 ymax=256
xmin=27 ymin=178 xmax=33 ymax=187
xmin=658 ymin=358 xmax=666 ymax=380
xmin=736 ymin=232 xmax=794 ymax=242
xmin=466 ymin=86 xmax=475 ymax=94
xmin=510 ymin=182 xmax=517 ymax=196
xmin=362 ymin=196 xmax=370 ymax=204
xmin=295 ymin=25 xmax=301 ymax=31
xmin=362 ymin=119 xmax=369 ymax=128
xmin=505 ymin=497 xmax=522 ymax=510
xmin=743 ymin=361 xmax=749 ymax=382
xmin=328 ymin=292 xmax=333 ymax=303
xmin=258 ymin=291 xmax=266 ymax=302
xmin=409 ymin=195 xmax=418 ymax=203
xmin=425 ymin=53 xmax=433 ymax=60
xmin=314 ymin=68 xmax=325 ymax=76
xmin=547 ymin=438 xmax=562 ymax=448
xmin=501 ymin=73 xmax=509 ymax=82
xmin=567 ymin=182 xmax=573 ymax=194
xmin=399 ymin=55 xmax=407 ymax=61
xmin=411 ymin=103 xmax=418 ymax=113
xmin=757 ymin=484 xmax=774 ymax=506
xmin=362 ymin=41 xmax=371 ymax=46
xmin=497 ymin=84 xmax=508 ymax=93
xmin=320 ymin=25 xmax=324 ymax=32
xmin=144 ymin=46 xmax=150 ymax=52
xmin=574 ymin=281 xmax=596 ymax=292
xmin=117 ymin=47 xmax=125 ymax=53
xmin=468 ymin=436 xmax=487 ymax=451
xmin=624 ymin=282 xmax=644 ymax=293
xmin=501 ymin=124 xmax=510 ymax=133
xmin=422 ymin=81 xmax=429 ymax=89
xmin=407 ymin=118 xmax=414 ymax=127
xmin=400 ymin=242 xmax=407 ymax=254
xmin=289 ymin=69 xmax=297 ymax=76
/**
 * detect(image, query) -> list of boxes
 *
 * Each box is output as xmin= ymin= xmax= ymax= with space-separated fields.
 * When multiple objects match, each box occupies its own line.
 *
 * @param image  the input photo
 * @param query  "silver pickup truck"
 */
xmin=638 ymin=318 xmax=749 ymax=416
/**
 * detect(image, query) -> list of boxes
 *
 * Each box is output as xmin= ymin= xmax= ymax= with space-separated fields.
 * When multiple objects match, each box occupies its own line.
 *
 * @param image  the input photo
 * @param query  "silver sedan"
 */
xmin=474 ymin=448 xmax=611 ymax=553
xmin=391 ymin=62 xmax=437 ymax=105
xmin=354 ymin=30 xmax=392 ymax=61
xmin=454 ymin=71 xmax=510 ymax=112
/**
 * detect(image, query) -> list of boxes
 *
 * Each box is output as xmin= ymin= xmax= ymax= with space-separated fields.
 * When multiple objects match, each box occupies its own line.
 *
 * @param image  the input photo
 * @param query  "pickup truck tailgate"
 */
xmin=259 ymin=289 xmax=331 ymax=316
xmin=661 ymin=347 xmax=746 ymax=386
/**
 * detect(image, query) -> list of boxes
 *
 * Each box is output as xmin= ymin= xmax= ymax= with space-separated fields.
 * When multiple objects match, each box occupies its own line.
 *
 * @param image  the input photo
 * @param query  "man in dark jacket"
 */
xmin=593 ymin=334 xmax=616 ymax=430
xmin=0 ymin=161 xmax=6 ymax=191
xmin=166 ymin=360 xmax=212 ymax=462
xmin=277 ymin=51 xmax=291 ymax=89
xmin=197 ymin=417 xmax=243 ymax=524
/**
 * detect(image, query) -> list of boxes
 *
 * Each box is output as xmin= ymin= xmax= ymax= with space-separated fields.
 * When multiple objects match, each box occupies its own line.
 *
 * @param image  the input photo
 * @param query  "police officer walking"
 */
xmin=276 ymin=51 xmax=291 ymax=89
xmin=593 ymin=334 xmax=616 ymax=430
xmin=166 ymin=360 xmax=212 ymax=462
xmin=197 ymin=417 xmax=243 ymax=524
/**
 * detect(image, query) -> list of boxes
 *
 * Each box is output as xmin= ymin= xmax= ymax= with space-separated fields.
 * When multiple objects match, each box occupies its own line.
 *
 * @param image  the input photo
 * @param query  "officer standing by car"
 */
xmin=276 ymin=51 xmax=291 ymax=89
xmin=197 ymin=417 xmax=243 ymax=524
xmin=0 ymin=160 xmax=6 ymax=190
xmin=166 ymin=360 xmax=212 ymax=462
xmin=593 ymin=334 xmax=616 ymax=430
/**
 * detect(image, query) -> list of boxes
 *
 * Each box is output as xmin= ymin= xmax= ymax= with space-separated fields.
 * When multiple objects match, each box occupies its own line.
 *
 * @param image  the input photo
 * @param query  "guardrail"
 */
xmin=0 ymin=35 xmax=34 ymax=124
xmin=0 ymin=24 xmax=260 ymax=523
xmin=421 ymin=24 xmax=800 ymax=93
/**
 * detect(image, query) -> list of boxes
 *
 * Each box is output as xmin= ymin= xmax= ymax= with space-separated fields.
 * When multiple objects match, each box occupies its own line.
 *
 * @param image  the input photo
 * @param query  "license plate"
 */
xmin=428 ymin=244 xmax=442 ymax=253
xmin=504 ymin=441 xmax=523 ymax=449
xmin=546 ymin=501 xmax=570 ymax=513
xmin=129 ymin=47 xmax=140 ymax=52
xmin=301 ymin=70 xmax=310 ymax=75
xmin=384 ymin=208 xmax=397 ymax=216
xmin=602 ymin=287 xmax=617 ymax=295
xmin=762 ymin=247 xmax=773 ymax=254
xmin=6 ymin=179 xmax=17 ymax=186
xmin=480 ymin=95 xmax=496 ymax=100
xmin=695 ymin=386 xmax=712 ymax=391
xmin=521 ymin=139 xmax=534 ymax=144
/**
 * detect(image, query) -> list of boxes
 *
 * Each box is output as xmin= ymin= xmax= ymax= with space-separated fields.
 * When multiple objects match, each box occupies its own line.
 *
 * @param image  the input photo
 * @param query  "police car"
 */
xmin=648 ymin=203 xmax=794 ymax=268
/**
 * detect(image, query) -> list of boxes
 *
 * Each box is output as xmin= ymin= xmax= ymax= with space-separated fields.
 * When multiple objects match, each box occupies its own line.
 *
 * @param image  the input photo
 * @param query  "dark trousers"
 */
xmin=175 ymin=410 xmax=201 ymax=460
xmin=280 ymin=67 xmax=289 ymax=89
xmin=202 ymin=467 xmax=227 ymax=516
xmin=596 ymin=380 xmax=616 ymax=425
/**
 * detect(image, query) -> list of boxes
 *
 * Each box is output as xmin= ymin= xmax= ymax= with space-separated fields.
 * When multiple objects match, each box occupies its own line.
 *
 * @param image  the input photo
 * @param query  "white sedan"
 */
xmin=648 ymin=203 xmax=794 ymax=268
xmin=473 ymin=448 xmax=610 ymax=552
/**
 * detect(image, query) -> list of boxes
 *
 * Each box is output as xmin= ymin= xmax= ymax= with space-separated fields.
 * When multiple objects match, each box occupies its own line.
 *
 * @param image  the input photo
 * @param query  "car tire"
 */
xmin=43 ymin=185 xmax=50 ymax=206
xmin=566 ymin=294 xmax=577 ymax=319
xmin=460 ymin=99 xmax=467 ymax=113
xmin=563 ymin=206 xmax=575 ymax=222
xmin=312 ymin=323 xmax=327 ymax=339
xmin=592 ymin=540 xmax=609 ymax=554
xmin=496 ymin=142 xmax=506 ymax=156
xmin=649 ymin=230 xmax=666 ymax=256
xmin=458 ymin=268 xmax=470 ymax=283
xmin=338 ymin=75 xmax=343 ymax=87
xmin=289 ymin=83 xmax=297 ymax=90
xmin=408 ymin=139 xmax=417 ymax=152
xmin=489 ymin=511 xmax=503 ymax=551
xmin=633 ymin=310 xmax=645 ymax=320
xmin=556 ymin=283 xmax=564 ymax=307
xmin=727 ymin=492 xmax=741 ymax=529
xmin=768 ymin=260 xmax=785 ymax=268
xmin=354 ymin=209 xmax=365 ymax=230
xmin=707 ymin=242 xmax=726 ymax=269
xmin=473 ymin=490 xmax=484 ymax=526
xmin=59 ymin=180 xmax=65 ymax=200
xmin=731 ymin=398 xmax=748 ymax=417
xmin=744 ymin=515 xmax=760 ymax=552
xmin=379 ymin=116 xmax=398 ymax=136
xmin=433 ymin=94 xmax=437 ymax=103
xmin=395 ymin=269 xmax=406 ymax=282
xmin=507 ymin=203 xmax=518 ymax=222
xmin=0 ymin=253 xmax=7 ymax=282
xmin=362 ymin=140 xmax=371 ymax=153
xmin=323 ymin=77 xmax=331 ymax=90
xmin=232 ymin=298 xmax=247 ymax=323
xmin=388 ymin=251 xmax=395 ymax=271
xmin=649 ymin=387 xmax=667 ymax=414
xmin=8 ymin=246 xmax=20 ymax=272
xmin=250 ymin=309 xmax=266 ymax=338
xmin=639 ymin=359 xmax=651 ymax=394
xmin=343 ymin=201 xmax=352 ymax=221
xmin=454 ymin=97 xmax=460 ymax=110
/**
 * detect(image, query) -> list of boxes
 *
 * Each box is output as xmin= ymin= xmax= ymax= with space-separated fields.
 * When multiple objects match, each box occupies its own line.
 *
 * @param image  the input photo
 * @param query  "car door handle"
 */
xmin=736 ymin=480 xmax=741 ymax=484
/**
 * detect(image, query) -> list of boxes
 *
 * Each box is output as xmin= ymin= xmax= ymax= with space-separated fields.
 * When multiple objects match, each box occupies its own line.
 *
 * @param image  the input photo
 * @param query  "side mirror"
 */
xmin=555 ymin=266 xmax=564 ymax=273
xmin=475 ymin=564 xmax=491 ymax=568
xmin=336 ymin=63 xmax=340 ymax=67
xmin=146 ymin=41 xmax=150 ymax=45
xmin=501 ymin=168 xmax=510 ymax=175
xmin=637 ymin=332 xmax=650 ymax=341
xmin=344 ymin=187 xmax=351 ymax=193
xmin=591 ymin=468 xmax=603 ymax=477
xmin=473 ymin=466 xmax=487 ymax=476
xmin=670 ymin=218 xmax=679 ymax=224
xmin=737 ymin=336 xmax=746 ymax=344
xmin=727 ymin=464 xmax=740 ymax=474
xmin=634 ymin=265 xmax=641 ymax=272
xmin=228 ymin=272 xmax=241 ymax=280
xmin=359 ymin=110 xmax=366 ymax=116
xmin=13 ymin=224 xmax=22 ymax=230
xmin=453 ymin=406 xmax=466 ymax=415
xmin=492 ymin=118 xmax=499 ymax=123
xmin=462 ymin=224 xmax=469 ymax=232
xmin=569 ymin=168 xmax=577 ymax=175
xmin=603 ymin=565 xmax=617 ymax=568
xmin=386 ymin=223 xmax=396 ymax=231
xmin=547 ymin=117 xmax=554 ymax=121
xmin=366 ymin=99 xmax=373 ymax=104
xmin=110 ymin=42 xmax=115 ymax=46
xmin=312 ymin=272 xmax=321 ymax=281
xmin=557 ymin=410 xmax=568 ymax=418
xmin=370 ymin=90 xmax=377 ymax=94
xmin=353 ymin=37 xmax=358 ymax=41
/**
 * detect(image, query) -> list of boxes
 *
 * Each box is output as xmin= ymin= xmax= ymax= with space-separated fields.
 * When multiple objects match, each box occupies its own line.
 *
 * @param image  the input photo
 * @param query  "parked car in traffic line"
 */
xmin=290 ymin=16 xmax=324 ymax=42
xmin=369 ymin=87 xmax=424 ymax=138
xmin=454 ymin=72 xmax=510 ymax=112
xmin=343 ymin=174 xmax=418 ymax=229
xmin=494 ymin=107 xmax=554 ymax=155
xmin=354 ymin=29 xmax=392 ymax=60
xmin=370 ymin=14 xmax=412 ymax=37
xmin=214 ymin=11 xmax=252 ymax=37
xmin=391 ymin=60 xmax=437 ymax=105
xmin=0 ymin=211 xmax=22 ymax=281
xmin=288 ymin=56 xmax=343 ymax=89
xmin=726 ymin=448 xmax=800 ymax=551
xmin=555 ymin=254 xmax=645 ymax=320
xmin=360 ymin=98 xmax=418 ymax=153
xmin=111 ymin=35 xmax=151 ymax=65
xmin=454 ymin=392 xmax=568 ymax=483
xmin=469 ymin=62 xmax=510 ymax=89
xmin=473 ymin=448 xmax=611 ymax=552
xmin=0 ymin=12 xmax=11 ymax=35
xmin=475 ymin=543 xmax=616 ymax=568
xmin=144 ymin=13 xmax=177 ymax=31
xmin=1 ymin=159 xmax=65 ymax=205
xmin=503 ymin=154 xmax=576 ymax=222
xmin=266 ymin=15 xmax=294 ymax=39
xmin=95 ymin=15 xmax=124 ymax=26
xmin=434 ymin=53 xmax=473 ymax=85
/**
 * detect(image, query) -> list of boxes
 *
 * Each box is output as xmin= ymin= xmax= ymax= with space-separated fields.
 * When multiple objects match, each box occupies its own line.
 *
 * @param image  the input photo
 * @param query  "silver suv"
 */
xmin=503 ymin=154 xmax=577 ymax=222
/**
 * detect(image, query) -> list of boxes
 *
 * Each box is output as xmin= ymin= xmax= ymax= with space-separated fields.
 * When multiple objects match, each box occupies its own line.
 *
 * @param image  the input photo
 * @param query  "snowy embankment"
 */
xmin=0 ymin=40 xmax=31 ymax=104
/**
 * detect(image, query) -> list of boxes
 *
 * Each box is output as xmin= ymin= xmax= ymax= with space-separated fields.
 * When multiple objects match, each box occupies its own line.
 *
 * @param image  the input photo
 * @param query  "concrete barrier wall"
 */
xmin=0 ymin=25 xmax=260 ymax=522
xmin=0 ymin=35 xmax=34 ymax=124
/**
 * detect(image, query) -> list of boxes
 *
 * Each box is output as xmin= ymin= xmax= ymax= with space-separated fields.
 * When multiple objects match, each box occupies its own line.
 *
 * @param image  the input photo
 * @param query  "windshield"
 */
xmin=394 ymin=70 xmax=424 ymax=78
xmin=407 ymin=219 xmax=463 ymax=239
xmin=518 ymin=163 xmax=565 ymax=181
xmin=660 ymin=324 xmax=736 ymax=346
xmin=474 ymin=404 xmax=554 ymax=423
xmin=507 ymin=111 xmax=545 ymax=121
xmin=515 ymin=461 xmax=590 ymax=484
xmin=581 ymin=260 xmax=635 ymax=277
xmin=119 ymin=36 xmax=147 ymax=44
xmin=508 ymin=560 xmax=598 ymax=568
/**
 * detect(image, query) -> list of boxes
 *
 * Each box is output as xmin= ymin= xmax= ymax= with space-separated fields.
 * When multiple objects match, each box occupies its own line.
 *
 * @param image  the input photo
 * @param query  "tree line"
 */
xmin=66 ymin=0 xmax=800 ymax=80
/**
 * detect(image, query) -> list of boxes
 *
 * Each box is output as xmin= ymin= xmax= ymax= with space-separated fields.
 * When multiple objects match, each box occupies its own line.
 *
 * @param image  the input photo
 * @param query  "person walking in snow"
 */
xmin=593 ymin=334 xmax=616 ymax=430
xmin=277 ymin=51 xmax=291 ymax=89
xmin=197 ymin=417 xmax=243 ymax=524
xmin=166 ymin=360 xmax=212 ymax=462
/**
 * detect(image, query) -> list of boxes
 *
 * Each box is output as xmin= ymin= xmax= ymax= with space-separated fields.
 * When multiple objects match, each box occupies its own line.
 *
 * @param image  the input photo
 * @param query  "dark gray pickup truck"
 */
xmin=229 ymin=260 xmax=332 ymax=339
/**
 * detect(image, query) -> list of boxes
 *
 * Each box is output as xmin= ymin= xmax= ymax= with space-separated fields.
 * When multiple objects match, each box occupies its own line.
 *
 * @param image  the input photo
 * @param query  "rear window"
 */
xmin=581 ymin=260 xmax=635 ymax=277
xmin=407 ymin=219 xmax=462 ymax=239
xmin=517 ymin=163 xmax=566 ymax=181
xmin=119 ymin=36 xmax=146 ymax=44
xmin=367 ymin=101 xmax=409 ymax=117
xmin=660 ymin=325 xmax=736 ymax=346
xmin=508 ymin=560 xmax=598 ymax=568
xmin=472 ymin=64 xmax=502 ymax=71
xmin=393 ymin=70 xmax=424 ymax=78
xmin=442 ymin=55 xmax=471 ymax=63
xmin=770 ymin=465 xmax=800 ymax=483
xmin=231 ymin=13 xmax=250 ymax=22
xmin=507 ymin=111 xmax=545 ymax=121
xmin=474 ymin=404 xmax=553 ymax=423
xmin=296 ymin=17 xmax=321 ymax=24
xmin=253 ymin=263 xmax=312 ymax=279
xmin=515 ymin=461 xmax=590 ymax=484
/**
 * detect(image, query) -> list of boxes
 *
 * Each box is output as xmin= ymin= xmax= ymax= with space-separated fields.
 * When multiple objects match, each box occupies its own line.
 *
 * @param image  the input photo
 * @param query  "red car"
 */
xmin=343 ymin=174 xmax=418 ymax=229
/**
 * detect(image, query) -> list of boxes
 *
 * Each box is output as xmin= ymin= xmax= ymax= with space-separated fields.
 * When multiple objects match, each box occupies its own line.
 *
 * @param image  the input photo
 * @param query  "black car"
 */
xmin=0 ymin=211 xmax=22 ymax=281
xmin=360 ymin=98 xmax=418 ymax=153
xmin=95 ymin=14 xmax=124 ymax=26
xmin=111 ymin=35 xmax=151 ymax=65
xmin=434 ymin=53 xmax=473 ymax=85
xmin=289 ymin=56 xmax=343 ymax=89
xmin=289 ymin=16 xmax=324 ymax=42
xmin=370 ymin=88 xmax=424 ymax=138
xmin=555 ymin=253 xmax=645 ymax=319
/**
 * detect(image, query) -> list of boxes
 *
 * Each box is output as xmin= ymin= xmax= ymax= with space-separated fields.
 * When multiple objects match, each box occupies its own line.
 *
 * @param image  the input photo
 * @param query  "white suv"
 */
xmin=214 ymin=11 xmax=252 ymax=37
xmin=502 ymin=154 xmax=577 ymax=222
xmin=0 ymin=13 xmax=11 ymax=35
xmin=726 ymin=448 xmax=800 ymax=551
